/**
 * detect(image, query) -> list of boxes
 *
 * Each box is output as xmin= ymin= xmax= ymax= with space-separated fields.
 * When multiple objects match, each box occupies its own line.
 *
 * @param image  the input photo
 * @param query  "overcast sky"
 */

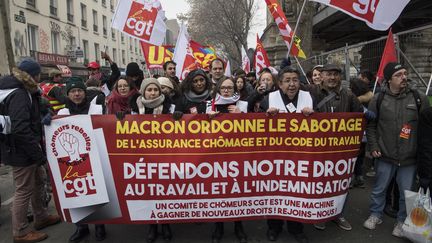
xmin=159 ymin=0 xmax=267 ymax=49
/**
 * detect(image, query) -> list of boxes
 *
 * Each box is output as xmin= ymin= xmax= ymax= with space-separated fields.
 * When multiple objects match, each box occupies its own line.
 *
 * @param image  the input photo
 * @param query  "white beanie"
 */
xmin=157 ymin=77 xmax=174 ymax=90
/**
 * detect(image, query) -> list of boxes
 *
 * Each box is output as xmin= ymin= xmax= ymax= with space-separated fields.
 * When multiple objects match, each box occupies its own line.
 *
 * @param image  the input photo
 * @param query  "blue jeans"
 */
xmin=369 ymin=160 xmax=416 ymax=222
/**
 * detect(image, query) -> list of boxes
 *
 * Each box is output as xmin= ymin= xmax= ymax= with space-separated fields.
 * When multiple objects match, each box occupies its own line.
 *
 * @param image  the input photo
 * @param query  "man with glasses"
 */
xmin=363 ymin=62 xmax=429 ymax=237
xmin=260 ymin=67 xmax=314 ymax=243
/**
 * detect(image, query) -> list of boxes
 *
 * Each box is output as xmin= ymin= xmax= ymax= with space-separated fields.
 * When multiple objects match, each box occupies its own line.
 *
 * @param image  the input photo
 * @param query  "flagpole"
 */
xmin=287 ymin=0 xmax=307 ymax=57
xmin=426 ymin=73 xmax=432 ymax=95
xmin=372 ymin=76 xmax=379 ymax=94
xmin=294 ymin=56 xmax=310 ymax=84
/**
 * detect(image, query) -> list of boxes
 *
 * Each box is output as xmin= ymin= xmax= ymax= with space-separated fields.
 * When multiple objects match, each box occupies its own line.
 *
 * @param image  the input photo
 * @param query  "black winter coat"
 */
xmin=0 ymin=73 xmax=45 ymax=167
xmin=418 ymin=107 xmax=432 ymax=190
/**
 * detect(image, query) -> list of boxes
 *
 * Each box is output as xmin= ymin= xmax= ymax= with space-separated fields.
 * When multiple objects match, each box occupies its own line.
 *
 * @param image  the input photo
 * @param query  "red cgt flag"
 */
xmin=376 ymin=29 xmax=397 ymax=83
xmin=254 ymin=35 xmax=271 ymax=76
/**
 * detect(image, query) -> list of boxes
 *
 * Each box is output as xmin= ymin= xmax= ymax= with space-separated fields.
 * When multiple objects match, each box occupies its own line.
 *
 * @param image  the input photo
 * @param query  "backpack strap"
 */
xmin=316 ymin=91 xmax=336 ymax=111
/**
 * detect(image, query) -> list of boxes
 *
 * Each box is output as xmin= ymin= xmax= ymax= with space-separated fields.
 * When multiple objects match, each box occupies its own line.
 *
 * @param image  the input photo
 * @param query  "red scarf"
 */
xmin=107 ymin=88 xmax=138 ymax=114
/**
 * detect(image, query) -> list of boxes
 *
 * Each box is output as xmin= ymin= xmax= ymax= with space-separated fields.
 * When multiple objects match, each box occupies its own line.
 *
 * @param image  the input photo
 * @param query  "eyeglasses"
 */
xmin=117 ymin=85 xmax=130 ymax=88
xmin=220 ymin=86 xmax=234 ymax=91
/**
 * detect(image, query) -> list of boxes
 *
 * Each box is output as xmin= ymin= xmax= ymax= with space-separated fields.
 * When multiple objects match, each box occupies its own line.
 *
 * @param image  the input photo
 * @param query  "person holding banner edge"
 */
xmin=130 ymin=78 xmax=175 ymax=243
xmin=55 ymin=78 xmax=106 ymax=243
xmin=206 ymin=77 xmax=248 ymax=243
xmin=259 ymin=67 xmax=313 ymax=243
xmin=308 ymin=63 xmax=363 ymax=232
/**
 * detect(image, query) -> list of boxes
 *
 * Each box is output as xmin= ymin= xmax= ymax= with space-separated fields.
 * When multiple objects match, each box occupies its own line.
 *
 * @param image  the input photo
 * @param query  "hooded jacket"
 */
xmin=366 ymin=85 xmax=430 ymax=166
xmin=0 ymin=68 xmax=45 ymax=167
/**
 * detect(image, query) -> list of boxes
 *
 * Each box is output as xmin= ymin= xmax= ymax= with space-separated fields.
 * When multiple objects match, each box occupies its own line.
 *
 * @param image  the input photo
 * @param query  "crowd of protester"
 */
xmin=0 ymin=53 xmax=431 ymax=243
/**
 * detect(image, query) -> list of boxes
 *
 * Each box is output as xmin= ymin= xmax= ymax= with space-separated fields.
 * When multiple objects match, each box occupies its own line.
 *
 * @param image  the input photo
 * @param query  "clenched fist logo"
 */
xmin=59 ymin=133 xmax=81 ymax=163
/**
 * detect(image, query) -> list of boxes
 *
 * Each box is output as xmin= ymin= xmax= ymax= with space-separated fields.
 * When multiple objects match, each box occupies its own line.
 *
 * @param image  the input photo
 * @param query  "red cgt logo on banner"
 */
xmin=329 ymin=0 xmax=380 ymax=23
xmin=123 ymin=1 xmax=158 ymax=41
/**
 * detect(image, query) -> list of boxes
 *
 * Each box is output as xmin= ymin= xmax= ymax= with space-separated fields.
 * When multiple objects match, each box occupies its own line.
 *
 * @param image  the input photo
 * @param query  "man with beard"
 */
xmin=363 ymin=63 xmax=429 ymax=237
xmin=309 ymin=64 xmax=363 ymax=232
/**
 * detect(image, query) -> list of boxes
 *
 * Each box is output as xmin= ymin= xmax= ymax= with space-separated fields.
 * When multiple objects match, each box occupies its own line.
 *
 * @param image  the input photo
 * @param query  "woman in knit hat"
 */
xmin=130 ymin=78 xmax=174 ymax=243
xmin=131 ymin=78 xmax=174 ymax=115
xmin=106 ymin=77 xmax=139 ymax=114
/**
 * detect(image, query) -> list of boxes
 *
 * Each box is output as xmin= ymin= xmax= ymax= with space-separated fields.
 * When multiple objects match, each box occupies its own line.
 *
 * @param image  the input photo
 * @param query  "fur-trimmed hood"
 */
xmin=0 ymin=68 xmax=38 ymax=93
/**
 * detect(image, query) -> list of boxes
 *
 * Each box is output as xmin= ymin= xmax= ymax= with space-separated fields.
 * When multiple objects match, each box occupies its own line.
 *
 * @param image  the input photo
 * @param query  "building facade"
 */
xmin=5 ymin=0 xmax=147 ymax=77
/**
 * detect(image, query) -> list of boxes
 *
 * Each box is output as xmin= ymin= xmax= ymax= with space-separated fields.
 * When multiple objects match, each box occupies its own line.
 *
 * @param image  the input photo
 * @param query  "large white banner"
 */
xmin=310 ymin=0 xmax=410 ymax=31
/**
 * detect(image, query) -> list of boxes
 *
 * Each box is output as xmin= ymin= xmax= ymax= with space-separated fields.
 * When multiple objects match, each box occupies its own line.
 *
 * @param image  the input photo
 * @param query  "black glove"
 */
xmin=172 ymin=111 xmax=183 ymax=121
xmin=116 ymin=111 xmax=126 ymax=121
xmin=41 ymin=113 xmax=52 ymax=126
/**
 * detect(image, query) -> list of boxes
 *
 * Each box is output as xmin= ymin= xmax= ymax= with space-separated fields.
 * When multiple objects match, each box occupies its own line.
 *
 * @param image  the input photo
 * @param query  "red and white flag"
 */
xmin=310 ymin=0 xmax=410 ymax=31
xmin=173 ymin=24 xmax=200 ymax=81
xmin=225 ymin=59 xmax=232 ymax=78
xmin=111 ymin=0 xmax=166 ymax=46
xmin=241 ymin=46 xmax=250 ymax=74
xmin=265 ymin=0 xmax=306 ymax=58
xmin=376 ymin=29 xmax=397 ymax=83
xmin=254 ymin=35 xmax=271 ymax=76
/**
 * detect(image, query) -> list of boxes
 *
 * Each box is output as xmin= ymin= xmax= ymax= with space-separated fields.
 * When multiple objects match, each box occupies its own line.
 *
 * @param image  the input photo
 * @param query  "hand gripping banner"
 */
xmin=45 ymin=113 xmax=365 ymax=224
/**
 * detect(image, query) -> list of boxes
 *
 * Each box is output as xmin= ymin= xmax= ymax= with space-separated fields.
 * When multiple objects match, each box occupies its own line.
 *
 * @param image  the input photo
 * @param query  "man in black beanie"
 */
xmin=364 ymin=62 xmax=430 ymax=237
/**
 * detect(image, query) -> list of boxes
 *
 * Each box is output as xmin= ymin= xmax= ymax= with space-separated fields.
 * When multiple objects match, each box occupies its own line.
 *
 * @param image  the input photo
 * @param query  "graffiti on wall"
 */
xmin=13 ymin=30 xmax=26 ymax=56
xmin=39 ymin=29 xmax=50 ymax=53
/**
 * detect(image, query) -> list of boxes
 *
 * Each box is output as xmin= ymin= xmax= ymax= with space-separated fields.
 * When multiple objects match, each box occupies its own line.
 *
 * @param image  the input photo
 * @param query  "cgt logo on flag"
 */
xmin=329 ymin=0 xmax=380 ymax=23
xmin=123 ymin=1 xmax=158 ymax=41
xmin=51 ymin=125 xmax=97 ymax=198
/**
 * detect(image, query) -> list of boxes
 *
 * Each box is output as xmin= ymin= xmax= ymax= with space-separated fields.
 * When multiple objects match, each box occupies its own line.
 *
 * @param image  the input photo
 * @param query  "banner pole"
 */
xmin=287 ymin=0 xmax=307 ymax=58
xmin=294 ymin=56 xmax=310 ymax=84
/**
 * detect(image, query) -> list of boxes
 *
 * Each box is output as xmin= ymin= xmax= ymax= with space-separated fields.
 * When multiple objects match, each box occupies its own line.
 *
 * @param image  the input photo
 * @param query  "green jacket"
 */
xmin=366 ymin=85 xmax=430 ymax=166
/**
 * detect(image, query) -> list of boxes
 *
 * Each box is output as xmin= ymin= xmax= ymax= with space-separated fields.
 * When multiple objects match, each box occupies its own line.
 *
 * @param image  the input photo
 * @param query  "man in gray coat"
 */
xmin=363 ymin=62 xmax=430 ymax=237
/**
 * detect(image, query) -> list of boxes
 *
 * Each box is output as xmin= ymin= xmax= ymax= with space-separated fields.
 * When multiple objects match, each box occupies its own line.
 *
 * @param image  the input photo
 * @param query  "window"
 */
xmin=110 ymin=0 xmax=115 ymax=11
xmin=50 ymin=0 xmax=57 ymax=16
xmin=26 ymin=0 xmax=36 ymax=8
xmin=80 ymin=3 xmax=87 ymax=28
xmin=134 ymin=39 xmax=138 ymax=54
xmin=121 ymin=33 xmax=124 ymax=43
xmin=92 ymin=10 xmax=98 ymax=32
xmin=51 ymin=31 xmax=60 ymax=54
xmin=111 ymin=28 xmax=116 ymax=40
xmin=94 ymin=43 xmax=100 ymax=62
xmin=67 ymin=0 xmax=74 ymax=22
xmin=69 ymin=36 xmax=76 ymax=48
xmin=102 ymin=0 xmax=106 ymax=7
xmin=113 ymin=48 xmax=117 ymax=63
xmin=102 ymin=15 xmax=107 ymax=36
xmin=122 ymin=50 xmax=125 ymax=65
xmin=27 ymin=24 xmax=38 ymax=52
xmin=83 ymin=39 xmax=89 ymax=59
